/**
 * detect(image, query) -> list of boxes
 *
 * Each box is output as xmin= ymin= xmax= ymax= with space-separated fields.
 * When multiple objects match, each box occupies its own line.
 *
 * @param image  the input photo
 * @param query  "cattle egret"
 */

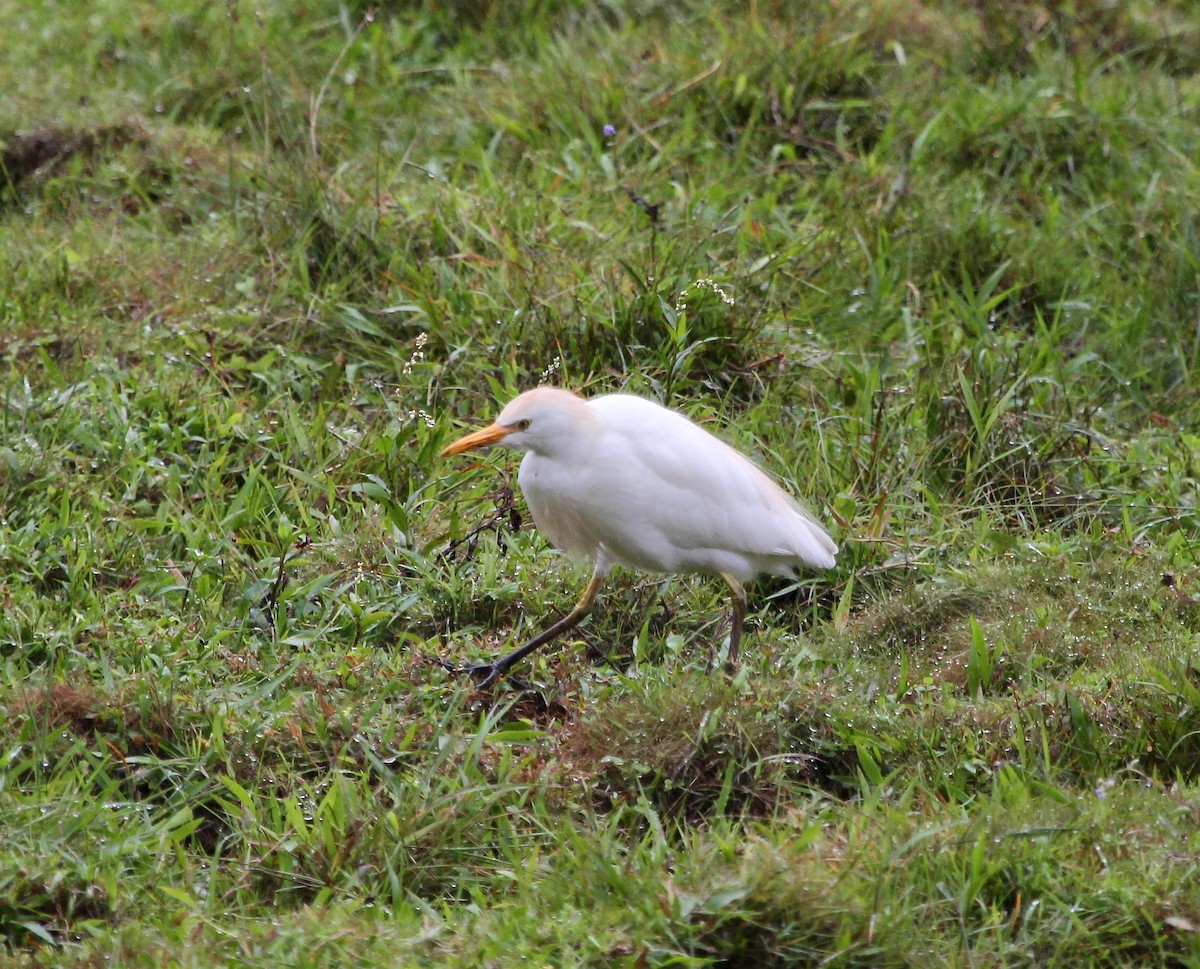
xmin=440 ymin=387 xmax=837 ymax=686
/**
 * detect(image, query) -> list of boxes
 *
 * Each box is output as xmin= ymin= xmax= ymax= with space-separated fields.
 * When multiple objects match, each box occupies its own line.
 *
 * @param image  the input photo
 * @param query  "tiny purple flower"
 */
xmin=603 ymin=124 xmax=616 ymax=138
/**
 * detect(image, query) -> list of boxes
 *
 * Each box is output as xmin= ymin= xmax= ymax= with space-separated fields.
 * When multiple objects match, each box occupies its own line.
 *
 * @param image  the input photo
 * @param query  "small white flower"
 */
xmin=675 ymin=278 xmax=735 ymax=312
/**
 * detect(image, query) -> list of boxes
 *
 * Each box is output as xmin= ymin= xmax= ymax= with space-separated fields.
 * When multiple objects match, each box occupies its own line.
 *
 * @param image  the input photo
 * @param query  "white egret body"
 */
xmin=442 ymin=387 xmax=836 ymax=684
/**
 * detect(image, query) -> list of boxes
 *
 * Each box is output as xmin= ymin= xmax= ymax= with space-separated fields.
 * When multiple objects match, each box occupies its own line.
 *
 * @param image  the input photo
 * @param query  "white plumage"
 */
xmin=441 ymin=387 xmax=836 ymax=685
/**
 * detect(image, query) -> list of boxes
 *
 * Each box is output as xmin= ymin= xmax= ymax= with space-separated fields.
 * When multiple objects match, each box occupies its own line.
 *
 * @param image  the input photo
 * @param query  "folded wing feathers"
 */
xmin=597 ymin=400 xmax=836 ymax=571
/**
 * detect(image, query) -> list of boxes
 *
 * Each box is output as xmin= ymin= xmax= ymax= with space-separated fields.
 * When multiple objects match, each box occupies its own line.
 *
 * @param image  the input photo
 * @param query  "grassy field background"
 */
xmin=3 ymin=0 xmax=1200 ymax=965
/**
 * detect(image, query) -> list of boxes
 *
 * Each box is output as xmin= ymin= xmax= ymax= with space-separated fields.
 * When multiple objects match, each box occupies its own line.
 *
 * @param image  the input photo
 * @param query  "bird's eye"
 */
xmin=514 ymin=419 xmax=531 ymax=431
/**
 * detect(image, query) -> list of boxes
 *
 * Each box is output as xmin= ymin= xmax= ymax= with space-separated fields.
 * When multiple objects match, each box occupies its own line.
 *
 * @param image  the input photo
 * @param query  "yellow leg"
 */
xmin=721 ymin=572 xmax=747 ymax=672
xmin=466 ymin=567 xmax=606 ymax=687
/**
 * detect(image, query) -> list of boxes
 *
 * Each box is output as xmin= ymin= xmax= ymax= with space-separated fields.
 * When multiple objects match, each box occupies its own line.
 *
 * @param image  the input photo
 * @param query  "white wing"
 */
xmin=574 ymin=396 xmax=836 ymax=579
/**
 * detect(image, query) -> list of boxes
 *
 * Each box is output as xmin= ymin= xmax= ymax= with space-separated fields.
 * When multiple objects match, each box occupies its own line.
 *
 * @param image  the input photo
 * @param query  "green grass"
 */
xmin=3 ymin=0 xmax=1200 ymax=964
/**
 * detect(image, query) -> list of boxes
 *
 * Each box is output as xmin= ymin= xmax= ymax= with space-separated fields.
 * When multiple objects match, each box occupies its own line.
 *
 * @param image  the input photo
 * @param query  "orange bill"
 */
xmin=441 ymin=422 xmax=513 ymax=456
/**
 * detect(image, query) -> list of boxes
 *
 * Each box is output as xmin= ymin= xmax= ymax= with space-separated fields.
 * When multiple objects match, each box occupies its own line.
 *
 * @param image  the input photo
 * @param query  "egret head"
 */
xmin=441 ymin=387 xmax=593 ymax=458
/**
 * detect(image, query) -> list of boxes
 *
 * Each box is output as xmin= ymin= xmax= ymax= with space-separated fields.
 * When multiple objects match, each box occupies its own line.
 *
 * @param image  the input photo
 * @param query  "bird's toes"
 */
xmin=422 ymin=653 xmax=462 ymax=674
xmin=468 ymin=664 xmax=502 ymax=688
xmin=422 ymin=654 xmax=519 ymax=689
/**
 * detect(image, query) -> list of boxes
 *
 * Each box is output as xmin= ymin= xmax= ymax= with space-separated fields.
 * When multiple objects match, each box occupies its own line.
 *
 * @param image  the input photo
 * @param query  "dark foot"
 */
xmin=459 ymin=661 xmax=505 ymax=688
xmin=423 ymin=654 xmax=511 ymax=689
